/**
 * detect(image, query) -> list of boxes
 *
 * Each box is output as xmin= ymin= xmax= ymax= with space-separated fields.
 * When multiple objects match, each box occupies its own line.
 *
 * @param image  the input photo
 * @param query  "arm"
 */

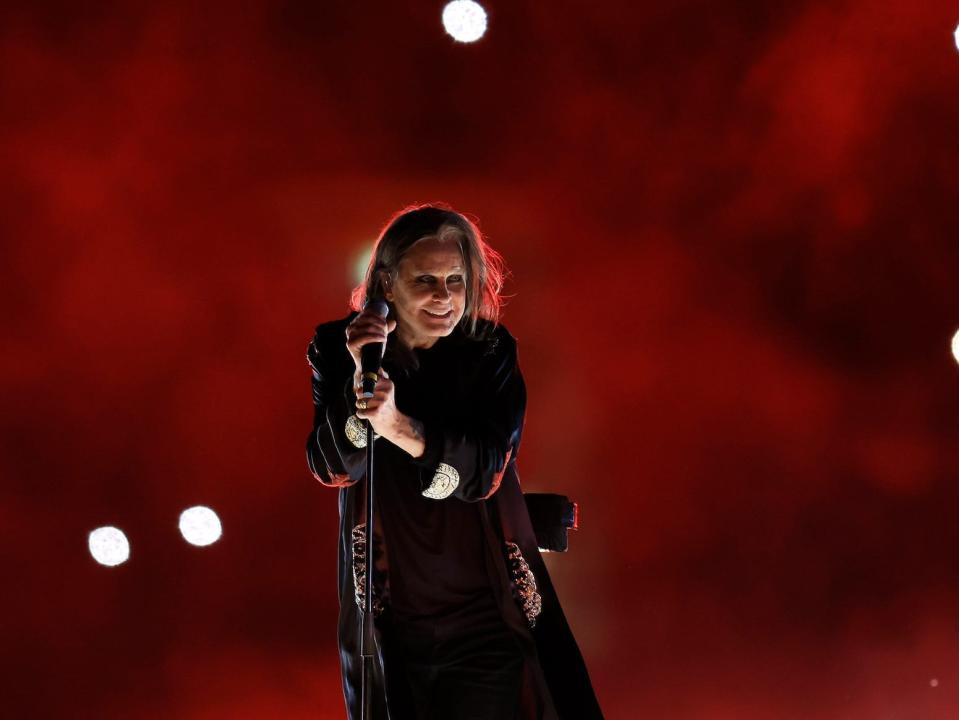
xmin=305 ymin=325 xmax=367 ymax=488
xmin=378 ymin=409 xmax=427 ymax=459
xmin=352 ymin=365 xmax=427 ymax=459
xmin=412 ymin=332 xmax=526 ymax=502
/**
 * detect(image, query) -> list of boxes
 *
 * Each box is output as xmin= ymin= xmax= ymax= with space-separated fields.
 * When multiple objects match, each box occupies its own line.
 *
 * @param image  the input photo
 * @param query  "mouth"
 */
xmin=423 ymin=308 xmax=453 ymax=319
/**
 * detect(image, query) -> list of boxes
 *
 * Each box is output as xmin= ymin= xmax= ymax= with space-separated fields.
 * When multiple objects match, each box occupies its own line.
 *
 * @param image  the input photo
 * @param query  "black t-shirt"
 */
xmin=375 ymin=337 xmax=497 ymax=625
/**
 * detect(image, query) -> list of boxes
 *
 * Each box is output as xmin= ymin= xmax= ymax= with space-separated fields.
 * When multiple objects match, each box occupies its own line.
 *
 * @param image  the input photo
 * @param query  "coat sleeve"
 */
xmin=412 ymin=331 xmax=526 ymax=502
xmin=305 ymin=326 xmax=367 ymax=488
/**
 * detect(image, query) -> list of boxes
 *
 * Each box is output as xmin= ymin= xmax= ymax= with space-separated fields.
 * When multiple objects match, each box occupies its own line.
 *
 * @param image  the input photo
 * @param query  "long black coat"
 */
xmin=306 ymin=315 xmax=603 ymax=719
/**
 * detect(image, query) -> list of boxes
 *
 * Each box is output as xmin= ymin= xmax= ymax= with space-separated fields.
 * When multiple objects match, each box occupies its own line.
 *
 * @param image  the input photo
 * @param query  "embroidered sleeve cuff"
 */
xmin=344 ymin=414 xmax=367 ymax=448
xmin=421 ymin=463 xmax=460 ymax=500
xmin=344 ymin=414 xmax=379 ymax=449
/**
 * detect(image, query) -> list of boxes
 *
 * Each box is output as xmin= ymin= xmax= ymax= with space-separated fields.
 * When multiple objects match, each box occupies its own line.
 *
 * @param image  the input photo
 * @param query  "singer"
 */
xmin=306 ymin=204 xmax=602 ymax=719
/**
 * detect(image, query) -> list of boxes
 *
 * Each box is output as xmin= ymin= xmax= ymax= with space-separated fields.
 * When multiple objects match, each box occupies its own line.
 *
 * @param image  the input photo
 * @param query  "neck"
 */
xmin=397 ymin=324 xmax=438 ymax=350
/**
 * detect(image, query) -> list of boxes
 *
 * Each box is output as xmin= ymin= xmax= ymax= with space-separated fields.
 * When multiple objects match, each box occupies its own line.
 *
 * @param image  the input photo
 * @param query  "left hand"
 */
xmin=354 ymin=367 xmax=400 ymax=438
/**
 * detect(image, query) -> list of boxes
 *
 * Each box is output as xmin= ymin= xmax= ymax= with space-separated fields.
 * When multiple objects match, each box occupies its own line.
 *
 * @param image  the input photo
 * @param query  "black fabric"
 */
xmin=306 ymin=314 xmax=604 ymax=720
xmin=374 ymin=340 xmax=498 ymax=625
xmin=380 ymin=607 xmax=524 ymax=720
xmin=374 ymin=439 xmax=495 ymax=623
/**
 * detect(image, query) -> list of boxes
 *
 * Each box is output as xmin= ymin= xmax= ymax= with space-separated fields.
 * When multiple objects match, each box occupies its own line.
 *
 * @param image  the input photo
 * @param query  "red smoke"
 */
xmin=3 ymin=1 xmax=959 ymax=717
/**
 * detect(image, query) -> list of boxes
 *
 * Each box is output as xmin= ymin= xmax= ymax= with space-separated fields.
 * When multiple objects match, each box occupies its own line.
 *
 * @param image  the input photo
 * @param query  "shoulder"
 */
xmin=312 ymin=313 xmax=357 ymax=346
xmin=307 ymin=312 xmax=357 ymax=369
xmin=459 ymin=320 xmax=519 ymax=370
xmin=482 ymin=321 xmax=517 ymax=357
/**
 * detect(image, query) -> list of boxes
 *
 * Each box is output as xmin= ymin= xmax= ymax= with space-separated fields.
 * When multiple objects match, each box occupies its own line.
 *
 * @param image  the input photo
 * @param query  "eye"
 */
xmin=448 ymin=274 xmax=463 ymax=283
xmin=416 ymin=275 xmax=435 ymax=284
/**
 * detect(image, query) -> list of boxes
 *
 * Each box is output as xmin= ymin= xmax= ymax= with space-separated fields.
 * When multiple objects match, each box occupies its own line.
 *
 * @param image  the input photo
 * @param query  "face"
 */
xmin=384 ymin=234 xmax=467 ymax=348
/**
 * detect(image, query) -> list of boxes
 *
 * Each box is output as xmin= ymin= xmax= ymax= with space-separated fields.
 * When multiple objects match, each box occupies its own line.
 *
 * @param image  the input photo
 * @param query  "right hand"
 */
xmin=345 ymin=309 xmax=397 ymax=374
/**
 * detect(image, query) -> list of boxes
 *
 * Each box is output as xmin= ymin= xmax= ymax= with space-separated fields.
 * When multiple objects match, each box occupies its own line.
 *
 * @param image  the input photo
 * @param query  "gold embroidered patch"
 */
xmin=421 ymin=462 xmax=460 ymax=499
xmin=351 ymin=523 xmax=384 ymax=616
xmin=506 ymin=541 xmax=542 ymax=628
xmin=345 ymin=414 xmax=367 ymax=448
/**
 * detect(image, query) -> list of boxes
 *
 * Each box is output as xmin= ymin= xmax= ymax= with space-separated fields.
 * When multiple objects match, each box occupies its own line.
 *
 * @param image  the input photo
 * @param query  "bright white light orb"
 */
xmin=954 ymin=24 xmax=959 ymax=52
xmin=442 ymin=1 xmax=488 ymax=43
xmin=88 ymin=526 xmax=130 ymax=567
xmin=353 ymin=243 xmax=373 ymax=287
xmin=951 ymin=329 xmax=959 ymax=364
xmin=178 ymin=505 xmax=222 ymax=547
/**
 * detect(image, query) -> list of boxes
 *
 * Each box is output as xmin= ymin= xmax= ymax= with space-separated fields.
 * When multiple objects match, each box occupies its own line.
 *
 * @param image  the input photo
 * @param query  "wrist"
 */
xmin=387 ymin=412 xmax=426 ymax=458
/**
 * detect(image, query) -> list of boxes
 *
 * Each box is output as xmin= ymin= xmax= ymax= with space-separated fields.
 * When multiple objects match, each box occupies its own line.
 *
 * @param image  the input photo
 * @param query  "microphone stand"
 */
xmin=360 ymin=419 xmax=376 ymax=720
xmin=357 ymin=303 xmax=387 ymax=719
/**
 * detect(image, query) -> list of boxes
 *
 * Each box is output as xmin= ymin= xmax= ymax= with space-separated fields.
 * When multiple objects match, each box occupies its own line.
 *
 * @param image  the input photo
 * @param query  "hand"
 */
xmin=354 ymin=367 xmax=400 ymax=438
xmin=353 ymin=368 xmax=427 ymax=458
xmin=345 ymin=309 xmax=397 ymax=373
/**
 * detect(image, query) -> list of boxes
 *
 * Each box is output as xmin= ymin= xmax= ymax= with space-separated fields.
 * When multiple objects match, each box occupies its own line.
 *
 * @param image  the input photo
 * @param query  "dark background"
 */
xmin=3 ymin=1 xmax=959 ymax=717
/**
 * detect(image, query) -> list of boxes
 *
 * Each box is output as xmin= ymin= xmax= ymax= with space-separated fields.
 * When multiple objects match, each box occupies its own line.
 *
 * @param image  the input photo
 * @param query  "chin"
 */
xmin=444 ymin=312 xmax=465 ymax=334
xmin=421 ymin=322 xmax=456 ymax=338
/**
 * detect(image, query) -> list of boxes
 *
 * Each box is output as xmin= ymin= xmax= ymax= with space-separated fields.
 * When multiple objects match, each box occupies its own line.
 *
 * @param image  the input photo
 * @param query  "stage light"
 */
xmin=442 ymin=1 xmax=488 ymax=43
xmin=178 ymin=505 xmax=222 ymax=547
xmin=353 ymin=244 xmax=372 ymax=287
xmin=951 ymin=329 xmax=959 ymax=364
xmin=931 ymin=678 xmax=940 ymax=688
xmin=88 ymin=526 xmax=130 ymax=566
xmin=954 ymin=23 xmax=959 ymax=52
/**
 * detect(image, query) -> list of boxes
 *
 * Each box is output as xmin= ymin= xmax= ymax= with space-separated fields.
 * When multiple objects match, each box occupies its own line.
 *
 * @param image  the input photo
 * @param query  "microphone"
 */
xmin=360 ymin=299 xmax=389 ymax=398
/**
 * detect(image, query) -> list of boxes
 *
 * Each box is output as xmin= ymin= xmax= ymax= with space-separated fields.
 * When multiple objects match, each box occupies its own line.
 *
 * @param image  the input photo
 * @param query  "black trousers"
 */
xmin=379 ymin=610 xmax=525 ymax=720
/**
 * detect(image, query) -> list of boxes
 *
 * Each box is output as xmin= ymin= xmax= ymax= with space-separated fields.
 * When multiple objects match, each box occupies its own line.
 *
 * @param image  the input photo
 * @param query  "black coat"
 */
xmin=306 ymin=315 xmax=603 ymax=719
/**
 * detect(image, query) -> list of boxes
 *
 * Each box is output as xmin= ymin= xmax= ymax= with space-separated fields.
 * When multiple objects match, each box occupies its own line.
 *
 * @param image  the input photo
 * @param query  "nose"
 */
xmin=433 ymin=281 xmax=451 ymax=301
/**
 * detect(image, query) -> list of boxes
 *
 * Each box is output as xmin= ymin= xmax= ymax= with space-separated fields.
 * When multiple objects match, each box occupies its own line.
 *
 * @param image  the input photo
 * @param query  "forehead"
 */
xmin=399 ymin=235 xmax=465 ymax=272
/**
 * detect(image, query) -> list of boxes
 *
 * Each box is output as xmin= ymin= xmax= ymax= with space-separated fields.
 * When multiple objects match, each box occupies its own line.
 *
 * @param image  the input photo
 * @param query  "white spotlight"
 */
xmin=88 ymin=526 xmax=130 ymax=567
xmin=954 ymin=23 xmax=959 ymax=52
xmin=179 ymin=505 xmax=222 ymax=547
xmin=353 ymin=243 xmax=373 ymax=287
xmin=951 ymin=329 xmax=959 ymax=364
xmin=442 ymin=1 xmax=488 ymax=43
